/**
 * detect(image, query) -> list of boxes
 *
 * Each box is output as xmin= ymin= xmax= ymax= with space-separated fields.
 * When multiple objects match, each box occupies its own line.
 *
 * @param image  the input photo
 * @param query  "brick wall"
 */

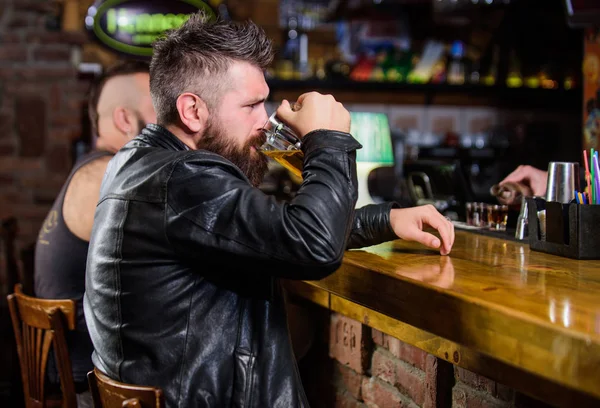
xmin=0 ymin=0 xmax=89 ymax=248
xmin=299 ymin=310 xmax=556 ymax=408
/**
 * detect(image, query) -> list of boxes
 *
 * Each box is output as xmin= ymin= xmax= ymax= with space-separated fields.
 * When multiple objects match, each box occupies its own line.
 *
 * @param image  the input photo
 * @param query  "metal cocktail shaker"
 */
xmin=545 ymin=162 xmax=579 ymax=204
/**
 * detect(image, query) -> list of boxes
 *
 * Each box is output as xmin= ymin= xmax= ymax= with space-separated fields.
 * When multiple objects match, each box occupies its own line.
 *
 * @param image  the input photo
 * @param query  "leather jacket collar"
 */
xmin=139 ymin=124 xmax=191 ymax=152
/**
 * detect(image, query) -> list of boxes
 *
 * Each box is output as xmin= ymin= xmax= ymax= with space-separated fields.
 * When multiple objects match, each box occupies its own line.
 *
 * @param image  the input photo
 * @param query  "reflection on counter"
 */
xmin=393 ymin=255 xmax=455 ymax=289
xmin=548 ymin=298 xmax=571 ymax=328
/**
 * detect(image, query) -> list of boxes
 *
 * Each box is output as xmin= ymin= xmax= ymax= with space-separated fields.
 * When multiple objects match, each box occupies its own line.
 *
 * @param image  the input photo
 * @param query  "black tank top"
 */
xmin=34 ymin=150 xmax=113 ymax=385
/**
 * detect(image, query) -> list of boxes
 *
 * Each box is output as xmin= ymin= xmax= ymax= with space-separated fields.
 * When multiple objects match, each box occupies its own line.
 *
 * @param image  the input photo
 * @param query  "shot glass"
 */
xmin=487 ymin=204 xmax=497 ymax=229
xmin=488 ymin=204 xmax=508 ymax=231
xmin=471 ymin=202 xmax=482 ymax=227
xmin=479 ymin=203 xmax=489 ymax=228
xmin=465 ymin=202 xmax=473 ymax=225
xmin=498 ymin=204 xmax=509 ymax=231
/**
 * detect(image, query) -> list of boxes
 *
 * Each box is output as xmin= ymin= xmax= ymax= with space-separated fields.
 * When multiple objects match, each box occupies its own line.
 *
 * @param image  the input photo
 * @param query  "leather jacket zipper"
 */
xmin=244 ymin=354 xmax=256 ymax=407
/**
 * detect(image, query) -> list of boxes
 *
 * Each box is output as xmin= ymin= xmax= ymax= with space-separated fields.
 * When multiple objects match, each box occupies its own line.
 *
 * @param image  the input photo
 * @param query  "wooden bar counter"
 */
xmin=286 ymin=230 xmax=600 ymax=406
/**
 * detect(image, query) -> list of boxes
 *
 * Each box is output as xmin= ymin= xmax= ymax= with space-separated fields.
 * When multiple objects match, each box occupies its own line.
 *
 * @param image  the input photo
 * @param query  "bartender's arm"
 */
xmin=500 ymin=165 xmax=548 ymax=196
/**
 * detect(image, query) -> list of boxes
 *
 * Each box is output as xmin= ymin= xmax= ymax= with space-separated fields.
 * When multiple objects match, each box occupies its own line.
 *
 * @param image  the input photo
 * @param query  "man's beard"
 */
xmin=198 ymin=118 xmax=269 ymax=187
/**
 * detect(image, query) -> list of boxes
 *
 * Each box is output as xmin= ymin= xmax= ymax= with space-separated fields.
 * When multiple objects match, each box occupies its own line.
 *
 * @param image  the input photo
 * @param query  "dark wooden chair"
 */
xmin=87 ymin=368 xmax=165 ymax=408
xmin=7 ymin=284 xmax=77 ymax=408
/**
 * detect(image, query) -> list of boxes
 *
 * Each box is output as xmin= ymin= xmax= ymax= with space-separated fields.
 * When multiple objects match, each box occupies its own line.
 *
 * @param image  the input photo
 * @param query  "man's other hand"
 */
xmin=389 ymin=205 xmax=455 ymax=256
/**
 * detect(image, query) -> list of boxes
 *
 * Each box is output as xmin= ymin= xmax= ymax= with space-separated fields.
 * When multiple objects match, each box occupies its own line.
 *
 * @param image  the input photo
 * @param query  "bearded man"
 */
xmin=84 ymin=12 xmax=454 ymax=408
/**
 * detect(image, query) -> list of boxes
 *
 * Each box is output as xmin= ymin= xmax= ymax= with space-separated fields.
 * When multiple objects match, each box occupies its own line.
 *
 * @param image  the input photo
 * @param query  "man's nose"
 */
xmin=257 ymin=107 xmax=269 ymax=130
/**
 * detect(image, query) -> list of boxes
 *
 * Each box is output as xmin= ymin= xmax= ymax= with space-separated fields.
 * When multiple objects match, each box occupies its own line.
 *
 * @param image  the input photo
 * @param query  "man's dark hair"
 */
xmin=88 ymin=60 xmax=150 ymax=137
xmin=150 ymin=11 xmax=274 ymax=126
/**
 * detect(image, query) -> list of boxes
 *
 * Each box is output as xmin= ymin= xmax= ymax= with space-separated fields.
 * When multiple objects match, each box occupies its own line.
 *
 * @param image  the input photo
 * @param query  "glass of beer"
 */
xmin=258 ymin=112 xmax=304 ymax=178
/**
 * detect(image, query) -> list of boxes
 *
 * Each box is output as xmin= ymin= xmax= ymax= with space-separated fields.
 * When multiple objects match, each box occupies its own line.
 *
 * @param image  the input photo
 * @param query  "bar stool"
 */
xmin=87 ymin=368 xmax=165 ymax=408
xmin=7 ymin=284 xmax=77 ymax=408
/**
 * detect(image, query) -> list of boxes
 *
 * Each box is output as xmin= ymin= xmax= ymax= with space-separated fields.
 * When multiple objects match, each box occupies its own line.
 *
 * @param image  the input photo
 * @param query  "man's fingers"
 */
xmin=421 ymin=206 xmax=453 ymax=255
xmin=294 ymin=92 xmax=315 ymax=106
xmin=389 ymin=206 xmax=454 ymax=254
xmin=500 ymin=166 xmax=523 ymax=184
xmin=501 ymin=165 xmax=529 ymax=185
xmin=407 ymin=229 xmax=441 ymax=250
xmin=275 ymin=99 xmax=293 ymax=123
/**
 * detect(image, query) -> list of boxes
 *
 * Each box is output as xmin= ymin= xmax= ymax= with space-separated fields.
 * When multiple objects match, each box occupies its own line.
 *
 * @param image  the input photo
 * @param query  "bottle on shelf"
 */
xmin=278 ymin=16 xmax=310 ymax=80
xmin=384 ymin=48 xmax=411 ymax=83
xmin=481 ymin=45 xmax=499 ymax=86
xmin=563 ymin=69 xmax=576 ymax=90
xmin=430 ymin=43 xmax=448 ymax=84
xmin=314 ymin=57 xmax=327 ymax=80
xmin=523 ymin=63 xmax=540 ymax=88
xmin=539 ymin=64 xmax=558 ymax=89
xmin=469 ymin=57 xmax=481 ymax=84
xmin=297 ymin=31 xmax=310 ymax=80
xmin=370 ymin=48 xmax=389 ymax=82
xmin=505 ymin=49 xmax=523 ymax=88
xmin=276 ymin=16 xmax=299 ymax=80
xmin=447 ymin=40 xmax=466 ymax=85
xmin=407 ymin=40 xmax=445 ymax=84
xmin=327 ymin=49 xmax=352 ymax=80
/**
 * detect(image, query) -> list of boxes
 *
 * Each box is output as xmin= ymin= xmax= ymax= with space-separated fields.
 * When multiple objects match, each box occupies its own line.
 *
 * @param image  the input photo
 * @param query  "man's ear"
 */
xmin=176 ymin=93 xmax=209 ymax=133
xmin=112 ymin=107 xmax=135 ymax=138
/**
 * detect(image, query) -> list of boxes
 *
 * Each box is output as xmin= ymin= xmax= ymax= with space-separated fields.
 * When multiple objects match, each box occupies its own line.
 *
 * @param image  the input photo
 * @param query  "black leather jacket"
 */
xmin=84 ymin=124 xmax=398 ymax=408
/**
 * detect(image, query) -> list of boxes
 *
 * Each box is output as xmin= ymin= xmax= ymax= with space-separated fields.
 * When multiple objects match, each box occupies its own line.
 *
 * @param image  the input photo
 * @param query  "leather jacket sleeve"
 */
xmin=346 ymin=202 xmax=400 ymax=250
xmin=165 ymin=130 xmax=362 ymax=281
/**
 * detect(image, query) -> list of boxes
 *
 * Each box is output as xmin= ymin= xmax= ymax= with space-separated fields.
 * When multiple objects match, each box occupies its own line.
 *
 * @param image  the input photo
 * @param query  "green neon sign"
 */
xmin=87 ymin=0 xmax=215 ymax=57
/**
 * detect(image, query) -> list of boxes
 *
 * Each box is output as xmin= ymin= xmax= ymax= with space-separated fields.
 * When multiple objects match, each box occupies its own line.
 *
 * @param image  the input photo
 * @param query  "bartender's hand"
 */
xmin=500 ymin=165 xmax=548 ymax=196
xmin=276 ymin=92 xmax=351 ymax=137
xmin=389 ymin=205 xmax=455 ymax=256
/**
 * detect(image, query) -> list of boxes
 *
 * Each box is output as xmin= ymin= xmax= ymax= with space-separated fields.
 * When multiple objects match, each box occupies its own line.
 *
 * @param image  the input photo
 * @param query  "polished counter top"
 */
xmin=292 ymin=230 xmax=600 ymax=400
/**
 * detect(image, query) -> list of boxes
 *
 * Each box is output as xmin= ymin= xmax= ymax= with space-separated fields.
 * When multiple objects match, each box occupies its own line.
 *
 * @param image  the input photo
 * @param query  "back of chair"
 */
xmin=88 ymin=368 xmax=165 ymax=408
xmin=7 ymin=284 xmax=77 ymax=408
